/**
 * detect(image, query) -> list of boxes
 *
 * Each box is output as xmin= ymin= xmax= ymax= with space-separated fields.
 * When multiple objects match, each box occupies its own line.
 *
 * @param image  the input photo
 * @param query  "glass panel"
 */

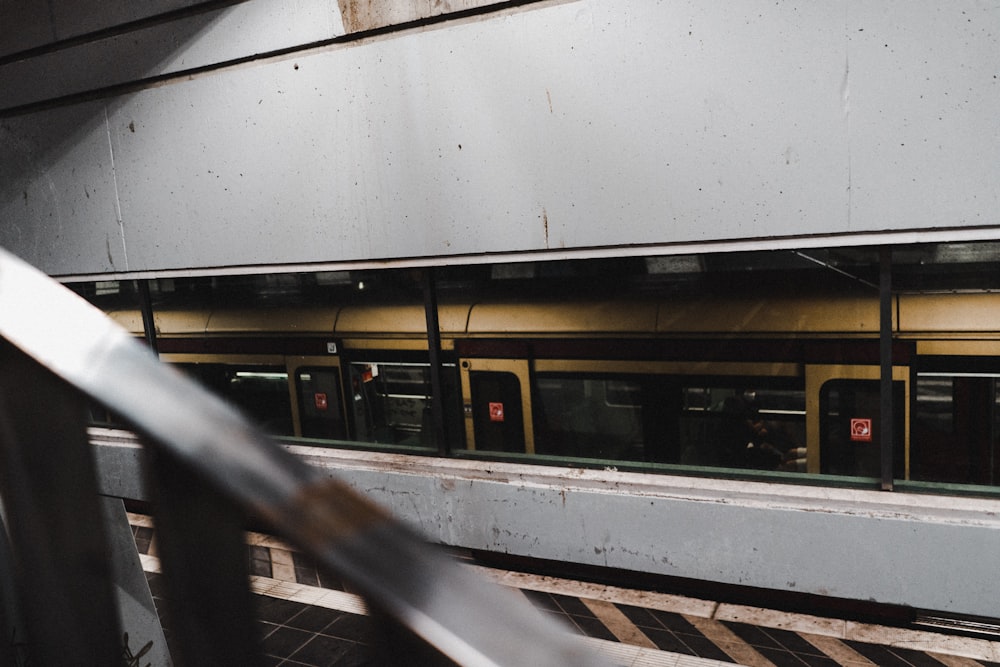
xmin=177 ymin=364 xmax=293 ymax=436
xmin=349 ymin=362 xmax=434 ymax=448
xmin=679 ymin=386 xmax=806 ymax=472
xmin=912 ymin=372 xmax=1000 ymax=486
xmin=532 ymin=374 xmax=805 ymax=471
xmin=533 ymin=377 xmax=642 ymax=460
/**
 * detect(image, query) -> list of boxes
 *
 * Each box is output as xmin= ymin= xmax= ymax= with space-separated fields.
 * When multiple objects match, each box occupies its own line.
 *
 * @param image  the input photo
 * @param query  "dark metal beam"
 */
xmin=137 ymin=279 xmax=158 ymax=355
xmin=423 ymin=267 xmax=449 ymax=455
xmin=879 ymin=247 xmax=894 ymax=491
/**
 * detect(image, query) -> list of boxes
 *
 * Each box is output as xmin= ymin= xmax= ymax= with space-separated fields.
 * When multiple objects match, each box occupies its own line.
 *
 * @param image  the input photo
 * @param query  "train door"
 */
xmin=805 ymin=365 xmax=909 ymax=477
xmin=287 ymin=356 xmax=347 ymax=441
xmin=459 ymin=359 xmax=533 ymax=453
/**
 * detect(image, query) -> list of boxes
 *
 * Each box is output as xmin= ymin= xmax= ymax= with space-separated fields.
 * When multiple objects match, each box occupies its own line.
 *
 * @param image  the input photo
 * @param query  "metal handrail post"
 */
xmin=0 ymin=341 xmax=124 ymax=665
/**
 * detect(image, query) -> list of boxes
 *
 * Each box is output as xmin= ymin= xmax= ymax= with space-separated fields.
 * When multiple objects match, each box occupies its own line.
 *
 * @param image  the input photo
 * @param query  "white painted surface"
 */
xmin=847 ymin=1 xmax=1000 ymax=233
xmin=0 ymin=1 xmax=998 ymax=276
xmin=0 ymin=103 xmax=126 ymax=273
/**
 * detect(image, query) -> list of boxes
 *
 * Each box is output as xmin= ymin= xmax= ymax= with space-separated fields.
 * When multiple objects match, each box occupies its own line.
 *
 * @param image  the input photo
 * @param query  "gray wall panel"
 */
xmin=107 ymin=0 xmax=850 ymax=273
xmin=0 ymin=104 xmax=126 ymax=273
xmin=848 ymin=0 xmax=1000 ymax=232
xmin=2 ymin=1 xmax=999 ymax=276
xmin=0 ymin=0 xmax=57 ymax=57
xmin=294 ymin=448 xmax=1000 ymax=619
xmin=0 ymin=0 xmax=206 ymax=58
xmin=92 ymin=434 xmax=1000 ymax=619
xmin=0 ymin=0 xmax=344 ymax=111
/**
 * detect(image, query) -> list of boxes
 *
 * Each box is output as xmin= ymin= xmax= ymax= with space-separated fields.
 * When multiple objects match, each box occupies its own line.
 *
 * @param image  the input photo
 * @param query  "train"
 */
xmin=88 ymin=259 xmax=1000 ymax=492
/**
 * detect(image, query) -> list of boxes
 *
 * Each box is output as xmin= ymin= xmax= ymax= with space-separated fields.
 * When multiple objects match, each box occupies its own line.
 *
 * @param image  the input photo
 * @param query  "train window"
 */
xmin=531 ymin=373 xmax=806 ymax=471
xmin=176 ymin=364 xmax=293 ymax=437
xmin=296 ymin=369 xmax=346 ymax=441
xmin=348 ymin=361 xmax=456 ymax=449
xmin=912 ymin=372 xmax=1000 ymax=486
xmin=677 ymin=385 xmax=805 ymax=472
xmin=604 ymin=380 xmax=642 ymax=407
xmin=533 ymin=376 xmax=642 ymax=460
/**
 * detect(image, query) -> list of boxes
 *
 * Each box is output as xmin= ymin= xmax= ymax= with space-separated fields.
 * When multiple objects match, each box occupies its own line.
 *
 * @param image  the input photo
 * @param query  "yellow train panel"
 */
xmin=916 ymin=340 xmax=1000 ymax=356
xmin=147 ymin=309 xmax=211 ymax=336
xmin=106 ymin=309 xmax=145 ymax=335
xmin=900 ymin=293 xmax=1000 ymax=334
xmin=206 ymin=307 xmax=338 ymax=334
xmin=466 ymin=301 xmax=658 ymax=334
xmin=335 ymin=303 xmax=471 ymax=335
xmin=657 ymin=296 xmax=881 ymax=335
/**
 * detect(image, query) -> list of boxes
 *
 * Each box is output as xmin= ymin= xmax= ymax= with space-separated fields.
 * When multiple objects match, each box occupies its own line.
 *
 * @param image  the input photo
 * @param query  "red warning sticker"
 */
xmin=314 ymin=393 xmax=328 ymax=411
xmin=489 ymin=402 xmax=505 ymax=422
xmin=850 ymin=418 xmax=872 ymax=442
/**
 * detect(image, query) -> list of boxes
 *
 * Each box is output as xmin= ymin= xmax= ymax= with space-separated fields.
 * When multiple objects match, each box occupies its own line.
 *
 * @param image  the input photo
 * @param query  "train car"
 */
xmin=97 ymin=274 xmax=1000 ymax=492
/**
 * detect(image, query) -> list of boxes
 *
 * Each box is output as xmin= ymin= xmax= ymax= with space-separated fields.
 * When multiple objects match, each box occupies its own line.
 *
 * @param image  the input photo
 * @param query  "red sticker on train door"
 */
xmin=314 ymin=393 xmax=328 ymax=410
xmin=850 ymin=418 xmax=872 ymax=442
xmin=489 ymin=402 xmax=505 ymax=422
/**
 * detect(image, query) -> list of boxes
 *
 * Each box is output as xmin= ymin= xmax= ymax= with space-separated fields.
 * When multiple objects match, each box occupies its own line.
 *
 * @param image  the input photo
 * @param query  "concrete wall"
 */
xmin=92 ymin=432 xmax=1000 ymax=620
xmin=2 ymin=1 xmax=999 ymax=277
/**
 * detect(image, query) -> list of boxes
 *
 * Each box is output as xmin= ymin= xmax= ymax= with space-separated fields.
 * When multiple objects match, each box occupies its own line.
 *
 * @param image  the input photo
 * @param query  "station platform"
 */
xmin=130 ymin=514 xmax=1000 ymax=667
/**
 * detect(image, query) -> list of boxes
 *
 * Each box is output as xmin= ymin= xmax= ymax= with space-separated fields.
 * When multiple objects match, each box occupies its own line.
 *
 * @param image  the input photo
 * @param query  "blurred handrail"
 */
xmin=0 ymin=246 xmax=613 ymax=667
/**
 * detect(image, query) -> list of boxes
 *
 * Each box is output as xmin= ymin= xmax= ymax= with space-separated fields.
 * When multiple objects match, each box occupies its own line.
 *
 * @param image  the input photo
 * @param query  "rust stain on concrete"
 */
xmin=338 ymin=0 xmax=502 ymax=33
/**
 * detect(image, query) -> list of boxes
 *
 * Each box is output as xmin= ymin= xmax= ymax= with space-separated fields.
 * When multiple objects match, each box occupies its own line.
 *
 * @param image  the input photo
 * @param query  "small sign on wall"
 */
xmin=489 ymin=402 xmax=505 ymax=422
xmin=850 ymin=418 xmax=872 ymax=442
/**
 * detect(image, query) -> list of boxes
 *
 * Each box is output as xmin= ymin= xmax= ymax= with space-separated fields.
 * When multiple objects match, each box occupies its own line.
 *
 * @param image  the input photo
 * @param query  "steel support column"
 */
xmin=879 ymin=248 xmax=894 ymax=491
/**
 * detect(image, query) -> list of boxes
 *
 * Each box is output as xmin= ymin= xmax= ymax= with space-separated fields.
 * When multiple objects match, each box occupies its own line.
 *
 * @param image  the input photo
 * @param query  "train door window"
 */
xmin=912 ymin=371 xmax=1000 ymax=486
xmin=469 ymin=372 xmax=525 ymax=453
xmin=348 ymin=362 xmax=438 ymax=448
xmin=296 ymin=368 xmax=346 ymax=441
xmin=176 ymin=364 xmax=293 ymax=436
xmin=819 ymin=379 xmax=904 ymax=478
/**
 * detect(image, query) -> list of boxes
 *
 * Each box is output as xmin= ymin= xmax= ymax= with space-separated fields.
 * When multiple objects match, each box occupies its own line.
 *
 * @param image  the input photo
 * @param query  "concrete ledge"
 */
xmin=92 ymin=429 xmax=1000 ymax=619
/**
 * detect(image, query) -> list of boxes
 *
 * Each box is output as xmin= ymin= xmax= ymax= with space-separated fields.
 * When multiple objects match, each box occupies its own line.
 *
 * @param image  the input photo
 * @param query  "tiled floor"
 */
xmin=147 ymin=571 xmax=375 ymax=666
xmin=132 ymin=517 xmax=1000 ymax=667
xmin=615 ymin=603 xmax=738 ymax=662
xmin=256 ymin=595 xmax=373 ymax=667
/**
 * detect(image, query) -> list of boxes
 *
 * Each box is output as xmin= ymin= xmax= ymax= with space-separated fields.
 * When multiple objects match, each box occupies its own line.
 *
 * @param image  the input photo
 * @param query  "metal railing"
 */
xmin=0 ymin=247 xmax=613 ymax=667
